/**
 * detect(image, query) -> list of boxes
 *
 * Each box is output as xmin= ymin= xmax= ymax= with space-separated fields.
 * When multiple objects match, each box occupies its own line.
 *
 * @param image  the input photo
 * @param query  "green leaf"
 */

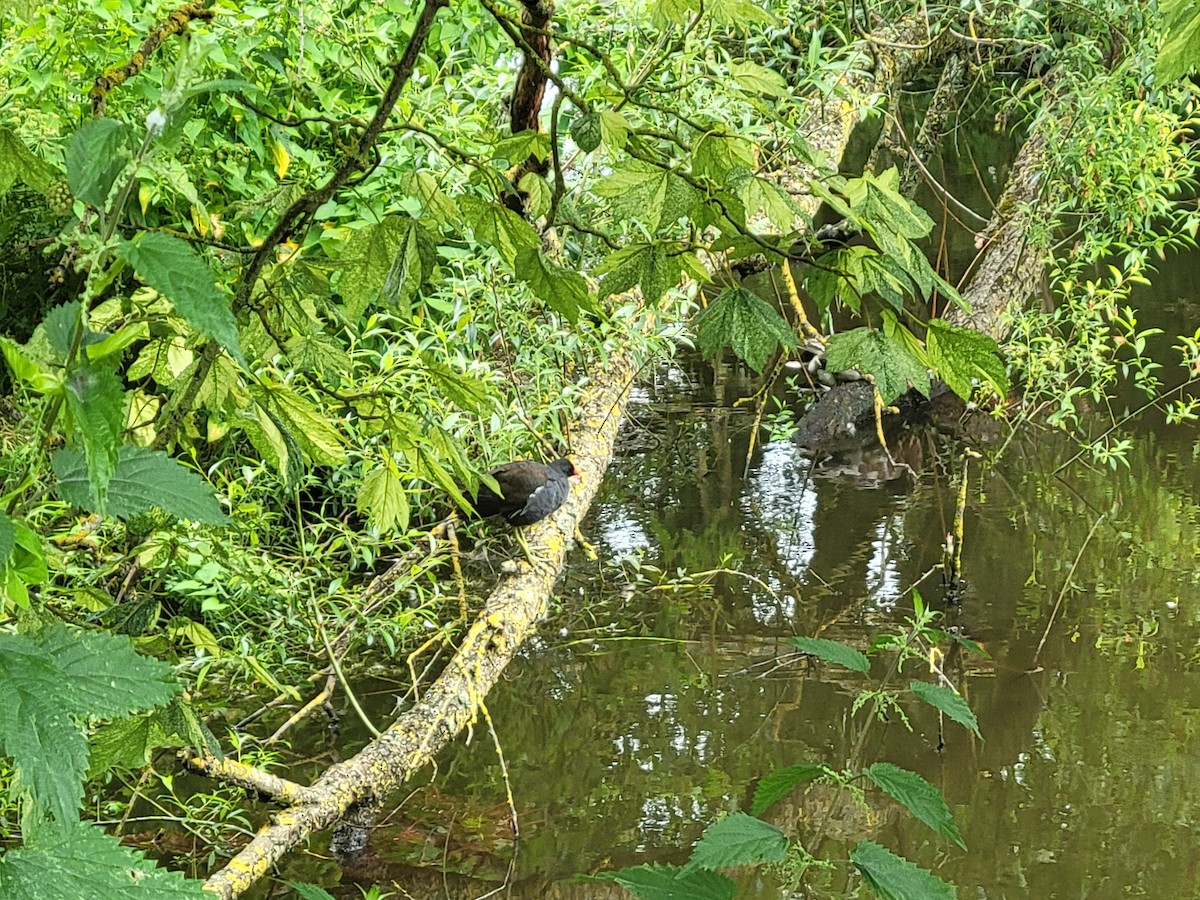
xmin=515 ymin=247 xmax=593 ymax=323
xmin=0 ymin=126 xmax=55 ymax=196
xmin=52 ymin=446 xmax=229 ymax=525
xmin=598 ymin=110 xmax=631 ymax=149
xmin=492 ymin=130 xmax=551 ymax=164
xmin=0 ymin=820 xmax=207 ymax=898
xmin=87 ymin=711 xmax=173 ymax=779
xmin=909 ymin=681 xmax=982 ymax=740
xmin=422 ymin=358 xmax=493 ymax=413
xmin=570 ymin=111 xmax=603 ymax=153
xmin=253 ymin=382 xmax=346 ymax=466
xmin=357 ymin=464 xmax=410 ymax=534
xmin=791 ymin=636 xmax=870 ymax=672
xmin=865 ymin=763 xmax=966 ymax=850
xmin=693 ymin=134 xmax=757 ymax=182
xmin=517 ymin=172 xmax=553 ymax=219
xmin=63 ymin=118 xmax=131 ymax=210
xmin=117 ymin=234 xmax=245 ymax=367
xmin=0 ymin=513 xmax=14 ymax=567
xmin=338 ymin=216 xmax=436 ymax=319
xmin=288 ymin=885 xmax=337 ymax=900
xmin=594 ymin=160 xmax=700 ymax=232
xmin=63 ymin=359 xmax=124 ymax=511
xmin=684 ymin=812 xmax=787 ymax=871
xmin=752 ymin=764 xmax=830 ymax=816
xmin=460 ymin=195 xmax=541 ymax=268
xmin=0 ymin=337 xmax=62 ymax=394
xmin=600 ymin=864 xmax=735 ymax=900
xmin=707 ymin=0 xmax=775 ymax=25
xmin=695 ymin=286 xmax=796 ymax=372
xmin=850 ymin=840 xmax=957 ymax=900
xmin=1157 ymin=0 xmax=1200 ymax=83
xmin=41 ymin=301 xmax=83 ymax=359
xmin=0 ymin=625 xmax=177 ymax=827
xmin=825 ymin=328 xmax=930 ymax=404
xmin=729 ymin=60 xmax=789 ymax=97
xmin=926 ymin=319 xmax=1009 ymax=400
xmin=649 ymin=0 xmax=700 ymax=28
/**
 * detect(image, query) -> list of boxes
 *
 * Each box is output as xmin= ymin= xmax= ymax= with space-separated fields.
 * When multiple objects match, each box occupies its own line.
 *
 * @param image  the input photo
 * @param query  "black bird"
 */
xmin=470 ymin=458 xmax=578 ymax=526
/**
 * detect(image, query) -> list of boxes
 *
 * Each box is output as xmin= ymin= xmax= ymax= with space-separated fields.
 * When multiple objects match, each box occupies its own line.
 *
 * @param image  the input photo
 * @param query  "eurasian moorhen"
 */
xmin=471 ymin=458 xmax=578 ymax=526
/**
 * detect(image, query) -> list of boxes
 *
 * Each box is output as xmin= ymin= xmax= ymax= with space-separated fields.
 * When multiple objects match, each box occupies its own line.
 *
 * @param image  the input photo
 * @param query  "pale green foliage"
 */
xmin=1156 ymin=0 xmax=1200 ymax=84
xmin=826 ymin=327 xmax=929 ymax=403
xmin=696 ymin=287 xmax=797 ymax=372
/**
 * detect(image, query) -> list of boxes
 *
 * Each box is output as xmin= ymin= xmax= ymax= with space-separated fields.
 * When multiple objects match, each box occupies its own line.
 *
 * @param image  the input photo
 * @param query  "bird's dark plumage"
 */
xmin=471 ymin=458 xmax=577 ymax=526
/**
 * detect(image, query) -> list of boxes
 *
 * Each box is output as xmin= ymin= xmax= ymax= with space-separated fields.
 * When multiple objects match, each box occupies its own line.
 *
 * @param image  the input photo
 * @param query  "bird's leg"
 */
xmin=574 ymin=525 xmax=598 ymax=561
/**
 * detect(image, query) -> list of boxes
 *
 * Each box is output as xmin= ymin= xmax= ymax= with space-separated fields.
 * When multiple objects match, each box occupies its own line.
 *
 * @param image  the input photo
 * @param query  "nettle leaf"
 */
xmin=600 ymin=864 xmax=735 ymax=900
xmin=63 ymin=359 xmax=124 ymax=512
xmin=792 ymin=636 xmax=870 ymax=672
xmin=64 ymin=118 xmax=131 ymax=209
xmin=729 ymin=59 xmax=790 ymax=97
xmin=118 ymin=234 xmax=245 ymax=367
xmin=569 ymin=111 xmax=603 ymax=153
xmin=289 ymin=884 xmax=337 ymax=900
xmin=850 ymin=840 xmax=957 ymax=900
xmin=825 ymin=328 xmax=930 ymax=404
xmin=0 ymin=625 xmax=177 ymax=827
xmin=517 ymin=172 xmax=553 ymax=219
xmin=460 ymin=195 xmax=541 ymax=267
xmin=356 ymin=463 xmax=410 ymax=534
xmin=253 ymin=382 xmax=346 ymax=466
xmin=910 ymin=681 xmax=982 ymax=739
xmin=53 ymin=446 xmax=229 ymax=525
xmin=865 ymin=763 xmax=966 ymax=850
xmin=41 ymin=301 xmax=83 ymax=359
xmin=684 ymin=813 xmax=788 ymax=872
xmin=87 ymin=711 xmax=172 ymax=779
xmin=696 ymin=286 xmax=796 ymax=373
xmin=515 ymin=247 xmax=593 ymax=323
xmin=926 ymin=319 xmax=1009 ymax=400
xmin=0 ymin=820 xmax=207 ymax=898
xmin=339 ymin=216 xmax=435 ymax=319
xmin=594 ymin=160 xmax=700 ymax=232
xmin=0 ymin=127 xmax=54 ymax=196
xmin=752 ymin=763 xmax=831 ymax=816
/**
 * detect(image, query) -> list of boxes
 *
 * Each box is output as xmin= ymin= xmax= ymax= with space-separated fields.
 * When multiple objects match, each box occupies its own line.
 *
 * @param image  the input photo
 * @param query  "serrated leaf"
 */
xmin=118 ymin=234 xmax=245 ymax=367
xmin=0 ymin=126 xmax=55 ymax=196
xmin=64 ymin=118 xmax=130 ymax=209
xmin=693 ymin=134 xmax=757 ymax=182
xmin=594 ymin=160 xmax=700 ymax=232
xmin=0 ymin=513 xmax=14 ymax=567
xmin=926 ymin=319 xmax=1009 ymax=400
xmin=598 ymin=110 xmax=631 ymax=148
xmin=684 ymin=812 xmax=787 ymax=872
xmin=594 ymin=242 xmax=683 ymax=304
xmin=865 ymin=763 xmax=965 ymax=849
xmin=40 ymin=301 xmax=82 ymax=359
xmin=253 ymin=382 xmax=346 ymax=466
xmin=52 ymin=446 xmax=228 ymax=525
xmin=570 ymin=111 xmax=603 ymax=153
xmin=752 ymin=764 xmax=830 ymax=816
xmin=376 ymin=218 xmax=433 ymax=318
xmin=729 ymin=60 xmax=789 ymax=97
xmin=289 ymin=884 xmax=337 ymax=900
xmin=422 ymin=357 xmax=493 ymax=413
xmin=63 ymin=359 xmax=124 ymax=511
xmin=851 ymin=840 xmax=957 ymax=900
xmin=649 ymin=0 xmax=700 ymax=27
xmin=339 ymin=217 xmax=416 ymax=320
xmin=695 ymin=286 xmax=796 ymax=372
xmin=708 ymin=0 xmax=775 ymax=26
xmin=492 ymin=130 xmax=551 ymax=165
xmin=409 ymin=171 xmax=460 ymax=227
xmin=792 ymin=636 xmax=870 ymax=672
xmin=910 ymin=681 xmax=981 ymax=739
xmin=357 ymin=464 xmax=410 ymax=534
xmin=460 ymin=195 xmax=541 ymax=268
xmin=87 ymin=712 xmax=172 ymax=779
xmin=515 ymin=247 xmax=592 ymax=322
xmin=601 ymin=864 xmax=735 ymax=900
xmin=825 ymin=328 xmax=930 ymax=403
xmin=0 ymin=820 xmax=207 ymax=898
xmin=0 ymin=625 xmax=177 ymax=827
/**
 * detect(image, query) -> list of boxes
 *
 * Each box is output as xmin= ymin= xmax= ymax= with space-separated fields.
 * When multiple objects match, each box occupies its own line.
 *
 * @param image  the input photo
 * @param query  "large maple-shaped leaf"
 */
xmin=53 ymin=446 xmax=229 ymax=525
xmin=695 ymin=286 xmax=796 ymax=372
xmin=926 ymin=319 xmax=1009 ymax=400
xmin=515 ymin=247 xmax=593 ymax=323
xmin=0 ymin=820 xmax=205 ymax=898
xmin=0 ymin=625 xmax=177 ymax=826
xmin=594 ymin=160 xmax=700 ymax=232
xmin=825 ymin=328 xmax=930 ymax=403
xmin=460 ymin=195 xmax=541 ymax=267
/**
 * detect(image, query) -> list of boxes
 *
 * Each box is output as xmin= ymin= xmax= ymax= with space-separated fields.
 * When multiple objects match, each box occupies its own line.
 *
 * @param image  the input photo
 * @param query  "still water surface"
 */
xmin=268 ymin=265 xmax=1200 ymax=898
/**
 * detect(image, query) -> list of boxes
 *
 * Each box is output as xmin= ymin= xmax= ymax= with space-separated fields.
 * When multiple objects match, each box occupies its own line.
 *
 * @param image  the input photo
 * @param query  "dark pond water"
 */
xmin=234 ymin=249 xmax=1200 ymax=899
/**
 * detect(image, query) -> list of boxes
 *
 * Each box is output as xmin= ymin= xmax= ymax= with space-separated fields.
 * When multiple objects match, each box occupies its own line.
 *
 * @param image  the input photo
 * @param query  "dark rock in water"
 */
xmin=792 ymin=381 xmax=878 ymax=454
